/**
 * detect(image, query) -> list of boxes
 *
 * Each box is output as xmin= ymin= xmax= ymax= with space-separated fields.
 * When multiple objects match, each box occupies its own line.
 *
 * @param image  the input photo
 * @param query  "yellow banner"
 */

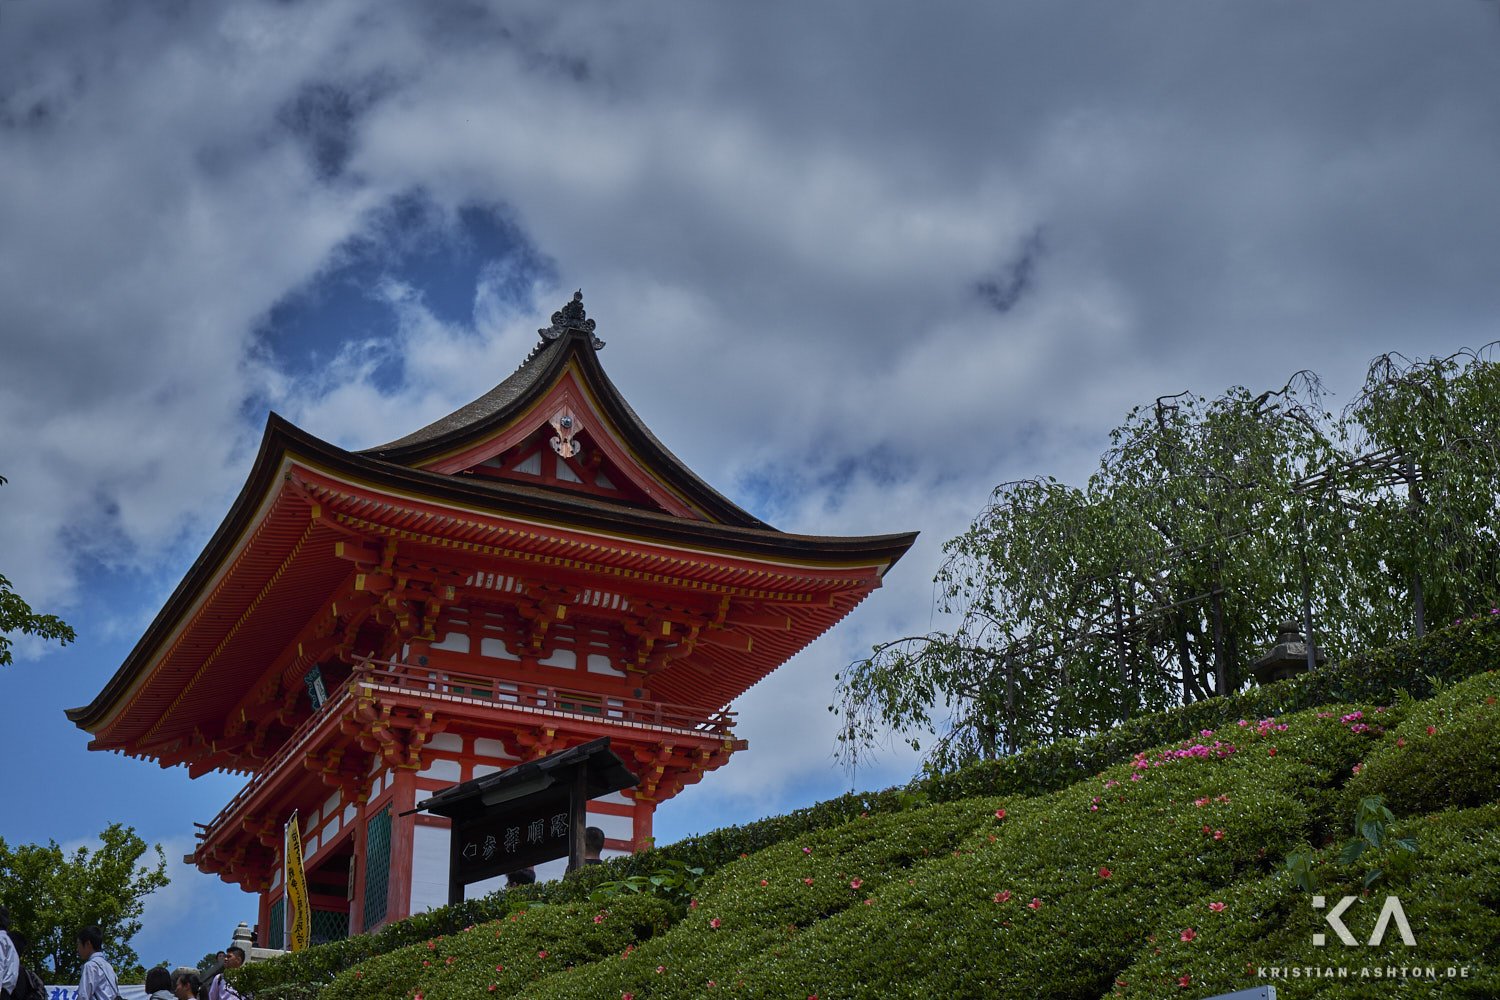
xmin=284 ymin=811 xmax=311 ymax=953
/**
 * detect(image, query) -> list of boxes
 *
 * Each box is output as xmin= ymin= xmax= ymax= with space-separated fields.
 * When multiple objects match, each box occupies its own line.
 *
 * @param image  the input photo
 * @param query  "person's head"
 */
xmin=76 ymin=925 xmax=104 ymax=958
xmin=173 ymin=971 xmax=202 ymax=999
xmin=505 ymin=866 xmax=536 ymax=886
xmin=0 ymin=904 xmax=10 ymax=931
xmin=225 ymin=945 xmax=245 ymax=969
xmin=584 ymin=826 xmax=605 ymax=859
xmin=7 ymin=928 xmax=29 ymax=955
xmin=145 ymin=967 xmax=174 ymax=994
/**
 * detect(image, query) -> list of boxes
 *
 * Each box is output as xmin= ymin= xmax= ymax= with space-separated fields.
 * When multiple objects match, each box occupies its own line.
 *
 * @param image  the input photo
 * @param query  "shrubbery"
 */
xmin=236 ymin=616 xmax=1500 ymax=999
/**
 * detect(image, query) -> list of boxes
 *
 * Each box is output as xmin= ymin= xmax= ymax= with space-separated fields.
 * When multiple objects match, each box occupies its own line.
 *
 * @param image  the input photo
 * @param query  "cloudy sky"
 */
xmin=2 ymin=0 xmax=1499 ymax=976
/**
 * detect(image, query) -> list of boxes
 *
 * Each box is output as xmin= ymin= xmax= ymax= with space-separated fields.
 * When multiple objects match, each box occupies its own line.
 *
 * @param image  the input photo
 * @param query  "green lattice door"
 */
xmin=363 ymin=806 xmax=392 ymax=929
xmin=267 ymin=896 xmax=284 ymax=950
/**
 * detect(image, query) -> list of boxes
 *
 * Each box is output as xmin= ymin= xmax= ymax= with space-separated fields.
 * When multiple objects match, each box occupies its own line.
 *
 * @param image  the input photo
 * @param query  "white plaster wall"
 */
xmin=480 ymin=637 xmax=520 ymax=660
xmin=410 ymin=824 xmax=451 ymax=915
xmin=474 ymin=738 xmax=516 ymax=759
xmin=431 ymin=631 xmax=470 ymax=653
xmin=419 ymin=757 xmax=462 ymax=782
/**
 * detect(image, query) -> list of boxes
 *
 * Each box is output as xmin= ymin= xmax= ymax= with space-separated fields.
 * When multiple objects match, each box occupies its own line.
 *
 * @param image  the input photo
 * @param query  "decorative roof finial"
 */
xmin=539 ymin=290 xmax=605 ymax=350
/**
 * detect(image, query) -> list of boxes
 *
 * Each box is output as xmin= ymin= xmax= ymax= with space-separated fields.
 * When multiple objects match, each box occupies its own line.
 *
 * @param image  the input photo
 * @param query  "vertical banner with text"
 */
xmin=284 ymin=811 xmax=312 ymax=953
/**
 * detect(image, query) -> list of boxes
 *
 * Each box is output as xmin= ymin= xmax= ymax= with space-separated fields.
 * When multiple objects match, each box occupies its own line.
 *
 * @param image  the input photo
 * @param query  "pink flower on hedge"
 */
xmin=760 ymin=879 xmax=768 ymax=886
xmin=710 ymin=917 xmax=722 ymax=929
xmin=427 ymin=942 xmax=436 ymax=950
xmin=1428 ymin=725 xmax=1436 ymax=735
xmin=995 ymin=808 xmax=1006 ymax=820
xmin=594 ymin=914 xmax=605 ymax=924
xmin=1213 ymin=830 xmax=1224 ymax=840
xmin=422 ymin=960 xmax=430 ymax=967
xmin=1210 ymin=902 xmax=1226 ymax=912
xmin=656 ymin=966 xmax=666 ymax=974
xmin=993 ymin=890 xmax=1011 ymax=903
xmin=850 ymin=878 xmax=863 ymax=889
xmin=538 ymin=950 xmax=547 ymax=959
xmin=1099 ymin=867 xmax=1112 ymax=879
xmin=622 ymin=994 xmax=634 ymax=1000
xmin=495 ymin=965 xmax=504 ymax=972
xmin=1268 ymin=748 xmax=1277 ymax=756
xmin=690 ymin=899 xmax=698 ymax=908
xmin=1181 ymin=928 xmax=1197 ymax=942
xmin=804 ymin=877 xmax=814 ymax=885
xmin=1179 ymin=974 xmax=1192 ymax=988
xmin=1352 ymin=763 xmax=1363 ymax=774
xmin=803 ymin=846 xmax=812 ymax=853
xmin=1028 ymin=898 xmax=1042 ymax=909
xmin=864 ymin=898 xmax=874 ymax=905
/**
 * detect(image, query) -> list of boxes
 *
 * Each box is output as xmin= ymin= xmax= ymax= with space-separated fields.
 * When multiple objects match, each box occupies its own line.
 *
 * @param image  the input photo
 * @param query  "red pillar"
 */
xmin=256 ymin=889 xmax=271 ymax=948
xmin=387 ymin=768 xmax=418 ymax=923
xmin=631 ymin=797 xmax=657 ymax=852
xmin=348 ymin=805 xmax=368 ymax=935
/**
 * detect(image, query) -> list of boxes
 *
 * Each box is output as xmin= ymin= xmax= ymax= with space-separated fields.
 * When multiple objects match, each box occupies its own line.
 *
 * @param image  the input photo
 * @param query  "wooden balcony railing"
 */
xmin=194 ymin=657 xmax=734 ymax=846
xmin=350 ymin=657 xmax=737 ymax=736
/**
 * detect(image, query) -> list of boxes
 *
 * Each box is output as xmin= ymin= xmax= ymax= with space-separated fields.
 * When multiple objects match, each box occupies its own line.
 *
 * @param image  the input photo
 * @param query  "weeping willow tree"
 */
xmin=835 ymin=349 xmax=1500 ymax=774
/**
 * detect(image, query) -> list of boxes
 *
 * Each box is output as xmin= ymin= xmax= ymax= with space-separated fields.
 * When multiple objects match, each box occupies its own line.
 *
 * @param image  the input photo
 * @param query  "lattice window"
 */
xmin=363 ymin=806 xmax=392 ymax=929
xmin=267 ymin=897 xmax=284 ymax=950
xmin=311 ymin=908 xmax=350 ymax=944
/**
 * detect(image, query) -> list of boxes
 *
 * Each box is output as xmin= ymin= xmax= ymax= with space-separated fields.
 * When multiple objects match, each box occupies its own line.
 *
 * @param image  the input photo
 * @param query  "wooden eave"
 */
xmin=67 ymin=413 xmax=917 ymax=755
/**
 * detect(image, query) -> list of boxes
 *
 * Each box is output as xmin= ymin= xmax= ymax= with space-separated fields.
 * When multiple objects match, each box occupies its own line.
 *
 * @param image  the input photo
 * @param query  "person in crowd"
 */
xmin=198 ymin=951 xmax=224 ymax=992
xmin=583 ymin=826 xmax=606 ymax=865
xmin=172 ymin=970 xmax=202 ymax=1000
xmin=0 ymin=906 xmax=19 ymax=999
xmin=144 ymin=966 xmax=176 ymax=1000
xmin=207 ymin=945 xmax=244 ymax=1000
xmin=74 ymin=926 xmax=118 ymax=1000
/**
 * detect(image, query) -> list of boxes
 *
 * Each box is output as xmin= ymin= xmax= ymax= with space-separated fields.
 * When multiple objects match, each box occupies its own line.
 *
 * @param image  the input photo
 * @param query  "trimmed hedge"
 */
xmin=516 ymin=697 xmax=1410 ymax=999
xmin=236 ymin=616 xmax=1500 ymax=998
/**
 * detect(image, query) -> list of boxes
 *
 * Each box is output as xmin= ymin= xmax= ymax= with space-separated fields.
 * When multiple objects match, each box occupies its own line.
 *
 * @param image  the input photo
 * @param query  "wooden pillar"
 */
xmin=631 ymin=797 xmax=656 ymax=852
xmin=388 ymin=769 xmax=417 ymax=923
xmin=348 ymin=805 xmax=368 ymax=935
xmin=567 ymin=766 xmax=587 ymax=872
xmin=256 ymin=889 xmax=271 ymax=948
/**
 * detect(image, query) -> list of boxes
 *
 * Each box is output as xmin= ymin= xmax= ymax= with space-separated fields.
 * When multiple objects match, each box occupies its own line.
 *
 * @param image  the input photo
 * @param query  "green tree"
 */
xmin=0 ymin=474 xmax=77 ymax=666
xmin=0 ymin=824 xmax=170 ymax=980
xmin=835 ymin=350 xmax=1500 ymax=773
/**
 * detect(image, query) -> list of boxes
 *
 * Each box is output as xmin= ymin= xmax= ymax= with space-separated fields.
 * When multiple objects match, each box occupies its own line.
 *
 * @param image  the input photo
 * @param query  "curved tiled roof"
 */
xmin=361 ymin=292 xmax=769 ymax=529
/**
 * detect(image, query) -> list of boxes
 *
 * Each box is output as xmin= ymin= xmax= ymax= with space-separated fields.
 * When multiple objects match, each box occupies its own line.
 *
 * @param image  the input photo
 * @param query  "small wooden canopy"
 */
xmin=413 ymin=737 xmax=639 ymax=898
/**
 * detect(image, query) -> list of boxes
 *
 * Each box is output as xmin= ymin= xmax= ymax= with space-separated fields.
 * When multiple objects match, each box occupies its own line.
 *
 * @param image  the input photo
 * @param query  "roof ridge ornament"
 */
xmin=540 ymin=290 xmax=605 ymax=350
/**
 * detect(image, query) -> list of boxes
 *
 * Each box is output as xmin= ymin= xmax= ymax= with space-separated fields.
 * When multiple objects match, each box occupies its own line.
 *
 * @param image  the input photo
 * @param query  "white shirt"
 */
xmin=77 ymin=950 xmax=118 ymax=1000
xmin=208 ymin=970 xmax=241 ymax=1000
xmin=0 ymin=930 xmax=19 ymax=994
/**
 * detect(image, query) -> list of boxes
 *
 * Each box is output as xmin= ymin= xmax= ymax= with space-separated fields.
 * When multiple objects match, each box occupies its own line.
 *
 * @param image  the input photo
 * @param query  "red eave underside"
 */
xmin=90 ymin=470 xmax=887 ymax=759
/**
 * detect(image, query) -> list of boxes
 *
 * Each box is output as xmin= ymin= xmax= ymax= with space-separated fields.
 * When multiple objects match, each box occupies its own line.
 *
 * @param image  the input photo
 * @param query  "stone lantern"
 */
xmin=1249 ymin=620 xmax=1326 ymax=685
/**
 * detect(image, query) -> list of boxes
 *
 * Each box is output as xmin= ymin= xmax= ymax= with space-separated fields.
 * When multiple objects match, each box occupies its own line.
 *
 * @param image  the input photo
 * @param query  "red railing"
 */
xmin=194 ymin=657 xmax=734 ymax=846
xmin=350 ymin=657 xmax=737 ymax=736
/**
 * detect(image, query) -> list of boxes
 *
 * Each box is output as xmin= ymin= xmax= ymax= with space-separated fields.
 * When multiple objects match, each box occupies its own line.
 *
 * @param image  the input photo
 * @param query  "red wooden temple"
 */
xmin=67 ymin=293 xmax=915 ymax=943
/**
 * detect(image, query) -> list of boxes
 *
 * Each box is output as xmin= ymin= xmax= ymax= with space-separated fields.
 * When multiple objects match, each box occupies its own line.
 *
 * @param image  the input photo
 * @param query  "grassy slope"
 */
xmin=321 ymin=670 xmax=1500 ymax=1000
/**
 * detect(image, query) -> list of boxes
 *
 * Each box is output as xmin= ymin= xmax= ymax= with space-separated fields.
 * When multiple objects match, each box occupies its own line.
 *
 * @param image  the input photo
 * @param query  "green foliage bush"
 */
xmin=1343 ymin=670 xmax=1500 ymax=818
xmin=317 ymin=895 xmax=675 ymax=1000
xmin=238 ymin=617 xmax=1500 ymax=999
